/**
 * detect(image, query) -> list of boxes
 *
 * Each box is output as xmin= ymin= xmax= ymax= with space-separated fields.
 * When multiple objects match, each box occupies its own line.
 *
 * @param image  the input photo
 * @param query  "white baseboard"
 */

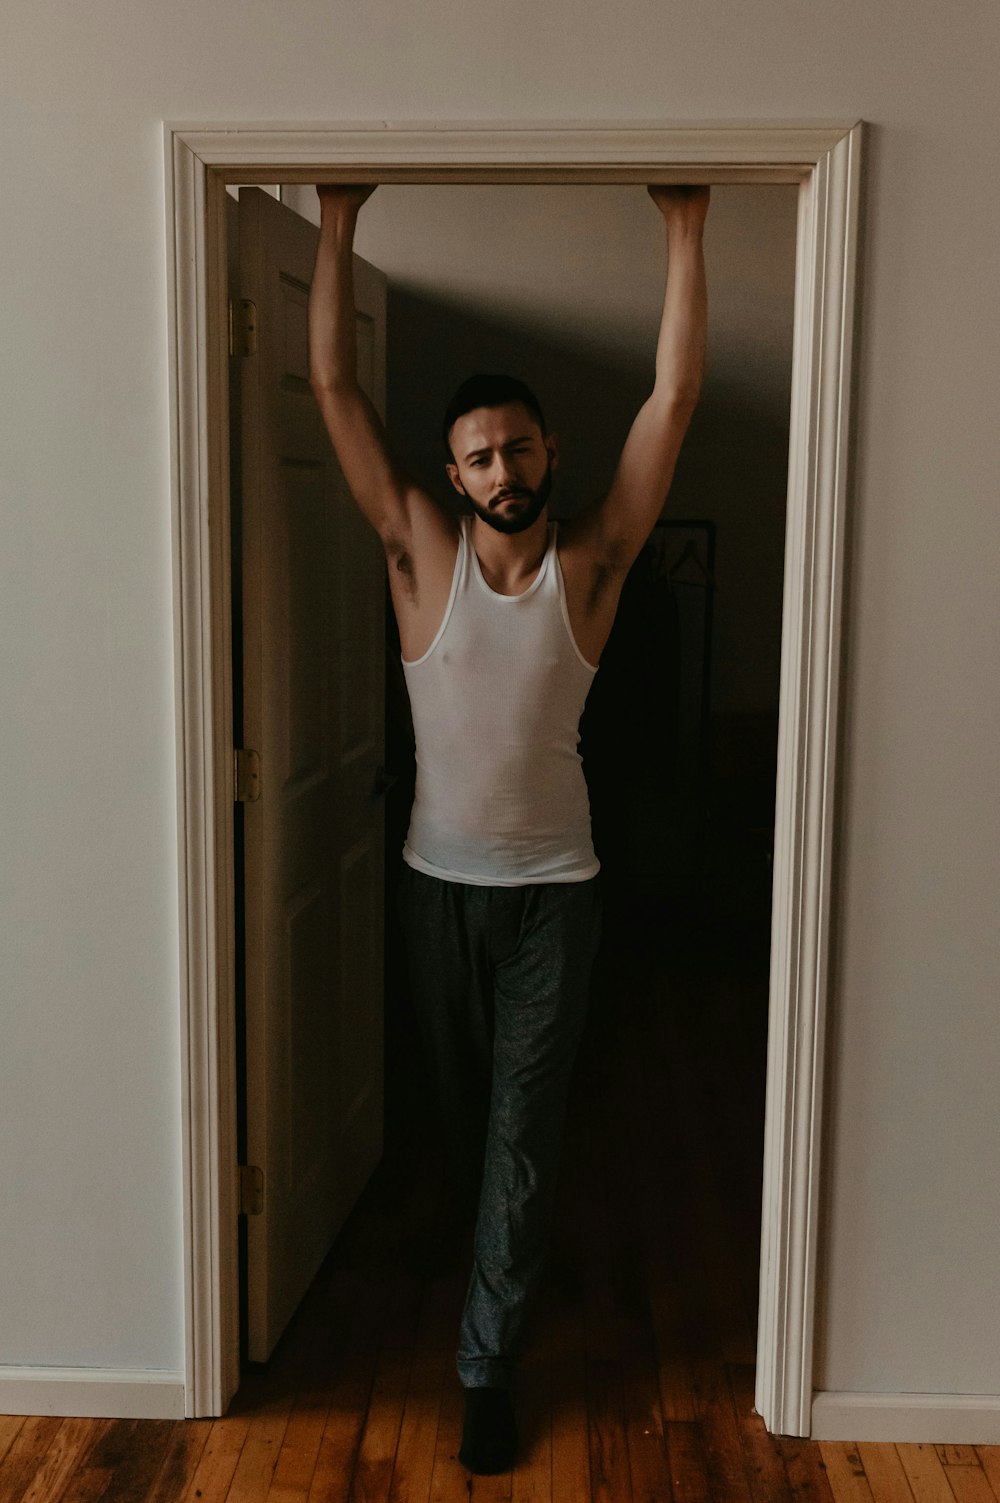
xmin=0 ymin=1367 xmax=186 ymax=1420
xmin=812 ymin=1390 xmax=1000 ymax=1443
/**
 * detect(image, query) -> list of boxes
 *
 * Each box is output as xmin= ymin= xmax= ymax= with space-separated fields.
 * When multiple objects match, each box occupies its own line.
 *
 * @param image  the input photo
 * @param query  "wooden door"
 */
xmin=235 ymin=187 xmax=387 ymax=1361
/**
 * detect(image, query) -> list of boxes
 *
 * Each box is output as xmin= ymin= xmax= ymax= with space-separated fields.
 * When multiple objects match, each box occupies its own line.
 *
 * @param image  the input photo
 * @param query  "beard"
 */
xmin=466 ymin=461 xmax=554 ymax=534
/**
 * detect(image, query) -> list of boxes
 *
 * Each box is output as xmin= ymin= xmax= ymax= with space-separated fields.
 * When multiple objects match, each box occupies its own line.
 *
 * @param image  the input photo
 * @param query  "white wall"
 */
xmin=2 ymin=0 xmax=999 ymax=1411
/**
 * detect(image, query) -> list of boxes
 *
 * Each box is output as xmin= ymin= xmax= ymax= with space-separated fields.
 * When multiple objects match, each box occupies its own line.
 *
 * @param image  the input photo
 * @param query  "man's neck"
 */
xmin=470 ymin=510 xmax=551 ymax=596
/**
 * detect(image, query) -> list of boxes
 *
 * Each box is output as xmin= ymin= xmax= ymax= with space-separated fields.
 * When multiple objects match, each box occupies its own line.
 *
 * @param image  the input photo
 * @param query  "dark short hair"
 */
xmin=442 ymin=374 xmax=548 ymax=457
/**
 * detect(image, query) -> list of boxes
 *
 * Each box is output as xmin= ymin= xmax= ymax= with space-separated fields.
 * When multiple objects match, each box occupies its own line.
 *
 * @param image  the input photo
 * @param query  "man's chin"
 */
xmin=473 ymin=497 xmax=547 ymax=535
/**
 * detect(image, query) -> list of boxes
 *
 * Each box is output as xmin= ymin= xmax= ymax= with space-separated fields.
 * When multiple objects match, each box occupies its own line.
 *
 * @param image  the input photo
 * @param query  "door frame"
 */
xmin=163 ymin=119 xmax=865 ymax=1430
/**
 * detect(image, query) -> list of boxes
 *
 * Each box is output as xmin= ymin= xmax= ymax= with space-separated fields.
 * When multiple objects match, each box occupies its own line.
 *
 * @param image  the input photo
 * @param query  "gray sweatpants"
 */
xmin=397 ymin=863 xmax=602 ymax=1389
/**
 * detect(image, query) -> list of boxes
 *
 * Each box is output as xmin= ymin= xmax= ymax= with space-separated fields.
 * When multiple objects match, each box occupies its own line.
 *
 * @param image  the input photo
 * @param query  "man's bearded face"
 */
xmin=465 ymin=458 xmax=554 ymax=535
xmin=446 ymin=402 xmax=557 ymax=534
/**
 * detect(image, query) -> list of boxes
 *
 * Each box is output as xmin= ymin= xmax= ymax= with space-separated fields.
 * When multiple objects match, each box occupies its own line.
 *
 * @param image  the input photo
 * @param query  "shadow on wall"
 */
xmin=385 ymin=283 xmax=649 ymax=516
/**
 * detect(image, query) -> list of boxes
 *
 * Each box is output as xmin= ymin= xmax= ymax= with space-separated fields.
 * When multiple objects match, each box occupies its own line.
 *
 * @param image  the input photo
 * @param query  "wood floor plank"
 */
xmin=306 ymin=1338 xmax=380 ymax=1503
xmin=698 ymin=1380 xmax=756 ymax=1503
xmin=16 ymin=1416 xmax=95 ymax=1503
xmin=94 ymin=1420 xmax=179 ymax=1503
xmin=349 ymin=1346 xmax=412 ymax=1503
xmin=547 ymin=1298 xmax=590 ymax=1503
xmin=938 ymin=1450 xmax=981 ymax=1469
xmin=942 ymin=1463 xmax=997 ymax=1503
xmin=40 ymin=1419 xmax=116 ymax=1503
xmin=0 ymin=1418 xmax=27 ymax=1469
xmin=775 ymin=1435 xmax=837 ymax=1503
xmin=224 ymin=1396 xmax=294 ymax=1503
xmin=818 ymin=1445 xmax=875 ymax=1503
xmin=854 ymin=1444 xmax=916 ymax=1503
xmin=385 ymin=1365 xmax=445 ymax=1503
xmin=0 ymin=1416 xmax=71 ymax=1503
xmin=53 ymin=1465 xmax=115 ymax=1503
xmin=897 ymin=1445 xmax=960 ymax=1503
xmin=264 ymin=1469 xmax=311 ymax=1499
xmin=510 ymin=1345 xmax=553 ymax=1503
xmin=650 ymin=1283 xmax=700 ymax=1424
xmin=665 ymin=1421 xmax=711 ymax=1503
xmin=265 ymin=1375 xmax=332 ymax=1502
xmin=179 ymin=1416 xmax=253 ymax=1503
xmin=386 ymin=1273 xmax=456 ymax=1503
xmin=585 ymin=1357 xmax=631 ymax=1503
xmin=143 ymin=1421 xmax=213 ymax=1503
xmin=549 ymin=1412 xmax=590 ymax=1503
xmin=579 ymin=1086 xmax=635 ymax=1503
xmin=13 ymin=1412 xmax=112 ymax=1503
xmin=973 ymin=1449 xmax=1000 ymax=1503
xmin=725 ymin=1363 xmax=788 ymax=1503
xmin=620 ymin=1333 xmax=675 ymax=1503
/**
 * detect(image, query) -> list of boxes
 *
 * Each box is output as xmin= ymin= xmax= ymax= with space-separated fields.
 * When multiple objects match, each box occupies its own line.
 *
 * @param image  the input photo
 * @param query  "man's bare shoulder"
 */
xmin=557 ymin=501 xmax=633 ymax=579
xmin=382 ymin=484 xmax=461 ymax=614
xmin=555 ymin=506 xmax=633 ymax=665
xmin=382 ymin=482 xmax=460 ymax=559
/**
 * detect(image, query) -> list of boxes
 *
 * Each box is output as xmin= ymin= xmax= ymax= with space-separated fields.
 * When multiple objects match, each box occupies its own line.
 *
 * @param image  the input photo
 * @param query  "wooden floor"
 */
xmin=3 ymin=892 xmax=999 ymax=1502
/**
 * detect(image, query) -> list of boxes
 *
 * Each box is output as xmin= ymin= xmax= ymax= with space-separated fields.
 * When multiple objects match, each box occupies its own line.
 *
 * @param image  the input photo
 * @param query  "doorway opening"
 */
xmin=165 ymin=123 xmax=864 ymax=1435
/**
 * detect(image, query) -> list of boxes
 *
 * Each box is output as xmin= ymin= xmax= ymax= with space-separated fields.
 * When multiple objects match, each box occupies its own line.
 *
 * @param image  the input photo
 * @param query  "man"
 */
xmin=308 ymin=181 xmax=709 ymax=1474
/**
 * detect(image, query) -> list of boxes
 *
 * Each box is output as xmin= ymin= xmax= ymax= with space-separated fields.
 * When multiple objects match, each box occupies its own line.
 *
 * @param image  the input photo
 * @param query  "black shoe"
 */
xmin=459 ymin=1386 xmax=518 ymax=1474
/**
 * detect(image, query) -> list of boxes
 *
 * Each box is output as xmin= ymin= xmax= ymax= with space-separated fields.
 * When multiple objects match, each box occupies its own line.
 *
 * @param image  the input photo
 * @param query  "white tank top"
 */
xmin=401 ymin=516 xmax=600 ymax=886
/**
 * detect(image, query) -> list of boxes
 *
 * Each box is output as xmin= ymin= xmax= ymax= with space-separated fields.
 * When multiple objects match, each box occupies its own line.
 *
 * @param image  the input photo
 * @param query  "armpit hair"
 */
xmin=586 ymin=539 xmax=631 ymax=612
xmin=384 ymin=536 xmax=419 ymax=601
xmin=586 ymin=561 xmax=614 ymax=614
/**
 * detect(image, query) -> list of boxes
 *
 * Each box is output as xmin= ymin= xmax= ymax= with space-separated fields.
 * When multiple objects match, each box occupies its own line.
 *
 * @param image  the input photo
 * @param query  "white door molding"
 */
xmin=755 ymin=123 xmax=863 ymax=1437
xmin=163 ymin=119 xmax=864 ymax=1426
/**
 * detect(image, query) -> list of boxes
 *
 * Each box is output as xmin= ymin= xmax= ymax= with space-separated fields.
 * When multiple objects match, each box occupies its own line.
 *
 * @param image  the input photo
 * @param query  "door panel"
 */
xmin=236 ymin=186 xmax=387 ymax=1362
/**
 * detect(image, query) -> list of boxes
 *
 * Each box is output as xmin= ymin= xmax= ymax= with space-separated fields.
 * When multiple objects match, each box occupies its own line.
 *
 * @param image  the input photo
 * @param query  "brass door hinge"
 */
xmin=234 ymin=747 xmax=261 ymax=803
xmin=238 ymin=1164 xmax=264 ymax=1217
xmin=228 ymin=297 xmax=258 ymax=357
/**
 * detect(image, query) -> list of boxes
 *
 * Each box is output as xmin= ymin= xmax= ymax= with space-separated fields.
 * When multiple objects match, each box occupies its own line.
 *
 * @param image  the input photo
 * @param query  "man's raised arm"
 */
xmin=308 ymin=185 xmax=420 ymax=545
xmin=572 ymin=185 xmax=710 ymax=570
